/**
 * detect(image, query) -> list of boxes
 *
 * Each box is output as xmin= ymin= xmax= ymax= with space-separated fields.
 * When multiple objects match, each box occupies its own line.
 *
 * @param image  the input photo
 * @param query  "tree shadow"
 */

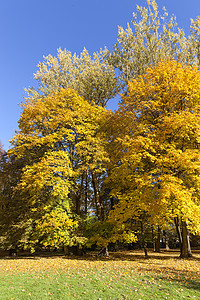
xmin=137 ymin=264 xmax=200 ymax=292
xmin=1 ymin=249 xmax=200 ymax=261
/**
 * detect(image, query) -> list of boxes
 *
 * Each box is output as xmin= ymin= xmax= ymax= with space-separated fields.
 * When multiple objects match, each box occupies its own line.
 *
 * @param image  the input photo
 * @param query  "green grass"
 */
xmin=0 ymin=250 xmax=199 ymax=299
xmin=0 ymin=269 xmax=199 ymax=299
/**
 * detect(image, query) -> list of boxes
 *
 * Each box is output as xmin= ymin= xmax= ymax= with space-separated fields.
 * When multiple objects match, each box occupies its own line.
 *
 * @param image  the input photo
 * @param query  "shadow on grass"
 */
xmin=138 ymin=264 xmax=200 ymax=292
xmin=1 ymin=249 xmax=200 ymax=261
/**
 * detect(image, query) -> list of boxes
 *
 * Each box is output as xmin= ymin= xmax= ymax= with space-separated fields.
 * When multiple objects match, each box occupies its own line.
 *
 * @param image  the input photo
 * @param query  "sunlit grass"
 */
xmin=0 ymin=250 xmax=199 ymax=299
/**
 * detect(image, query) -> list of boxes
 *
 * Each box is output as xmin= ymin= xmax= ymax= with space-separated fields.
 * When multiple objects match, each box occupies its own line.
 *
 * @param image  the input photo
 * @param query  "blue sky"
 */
xmin=1 ymin=0 xmax=200 ymax=150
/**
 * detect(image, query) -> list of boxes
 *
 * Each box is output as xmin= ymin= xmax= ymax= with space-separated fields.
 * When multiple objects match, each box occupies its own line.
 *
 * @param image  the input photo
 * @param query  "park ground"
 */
xmin=0 ymin=249 xmax=199 ymax=299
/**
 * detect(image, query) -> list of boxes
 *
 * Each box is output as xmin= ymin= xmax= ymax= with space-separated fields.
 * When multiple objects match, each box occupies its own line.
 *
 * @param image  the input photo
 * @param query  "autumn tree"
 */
xmin=110 ymin=0 xmax=200 ymax=90
xmin=0 ymin=152 xmax=30 ymax=251
xmin=106 ymin=60 xmax=200 ymax=258
xmin=3 ymin=89 xmax=108 ymax=252
xmin=24 ymin=46 xmax=119 ymax=226
xmin=26 ymin=47 xmax=119 ymax=107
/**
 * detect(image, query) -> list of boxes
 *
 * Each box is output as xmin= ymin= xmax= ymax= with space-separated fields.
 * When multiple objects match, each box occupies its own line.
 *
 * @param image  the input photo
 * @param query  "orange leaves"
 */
xmin=0 ymin=250 xmax=199 ymax=281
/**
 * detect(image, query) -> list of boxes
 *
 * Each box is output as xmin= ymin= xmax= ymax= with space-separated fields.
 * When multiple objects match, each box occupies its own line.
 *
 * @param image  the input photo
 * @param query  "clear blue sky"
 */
xmin=1 ymin=0 xmax=200 ymax=151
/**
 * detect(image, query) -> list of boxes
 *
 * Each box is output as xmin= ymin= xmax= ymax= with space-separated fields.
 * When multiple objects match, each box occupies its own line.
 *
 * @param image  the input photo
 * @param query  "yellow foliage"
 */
xmin=8 ymin=88 xmax=108 ymax=249
xmin=107 ymin=60 xmax=200 ymax=233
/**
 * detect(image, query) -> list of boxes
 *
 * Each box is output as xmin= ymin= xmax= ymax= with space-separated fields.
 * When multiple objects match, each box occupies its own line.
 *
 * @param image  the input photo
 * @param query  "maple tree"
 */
xmin=2 ymin=88 xmax=108 ymax=251
xmin=24 ymin=46 xmax=119 ymax=228
xmin=106 ymin=60 xmax=200 ymax=258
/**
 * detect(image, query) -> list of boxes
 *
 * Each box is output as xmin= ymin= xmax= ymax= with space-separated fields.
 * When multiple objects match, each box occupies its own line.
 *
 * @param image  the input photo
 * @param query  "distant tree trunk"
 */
xmin=64 ymin=245 xmax=70 ymax=255
xmin=140 ymin=220 xmax=148 ymax=257
xmin=84 ymin=171 xmax=88 ymax=214
xmin=152 ymin=227 xmax=156 ymax=252
xmin=163 ymin=230 xmax=170 ymax=251
xmin=64 ymin=245 xmax=85 ymax=256
xmin=76 ymin=174 xmax=84 ymax=215
xmin=155 ymin=226 xmax=161 ymax=252
xmin=91 ymin=171 xmax=104 ymax=221
xmin=98 ymin=246 xmax=109 ymax=257
xmin=9 ymin=248 xmax=17 ymax=256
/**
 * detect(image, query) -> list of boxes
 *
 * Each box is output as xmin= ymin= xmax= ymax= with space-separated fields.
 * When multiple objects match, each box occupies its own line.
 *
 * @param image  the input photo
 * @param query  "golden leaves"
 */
xmin=8 ymin=88 xmax=109 ymax=250
xmin=107 ymin=60 xmax=200 ymax=232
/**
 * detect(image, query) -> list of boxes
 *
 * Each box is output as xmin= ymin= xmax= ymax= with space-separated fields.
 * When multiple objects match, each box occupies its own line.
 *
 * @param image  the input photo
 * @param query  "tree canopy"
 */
xmin=106 ymin=60 xmax=200 ymax=257
xmin=110 ymin=0 xmax=200 ymax=90
xmin=3 ymin=89 xmax=108 ymax=251
xmin=26 ymin=48 xmax=119 ymax=107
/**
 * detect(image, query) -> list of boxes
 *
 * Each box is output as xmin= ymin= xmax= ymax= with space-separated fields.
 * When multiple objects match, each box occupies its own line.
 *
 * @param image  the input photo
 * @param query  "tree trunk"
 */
xmin=152 ymin=227 xmax=156 ymax=252
xmin=91 ymin=171 xmax=104 ymax=221
xmin=181 ymin=220 xmax=192 ymax=258
xmin=155 ymin=226 xmax=161 ymax=252
xmin=174 ymin=217 xmax=183 ymax=257
xmin=186 ymin=225 xmax=192 ymax=257
xmin=181 ymin=220 xmax=188 ymax=258
xmin=98 ymin=246 xmax=109 ymax=257
xmin=163 ymin=230 xmax=170 ymax=251
xmin=64 ymin=245 xmax=70 ymax=255
xmin=84 ymin=171 xmax=88 ymax=214
xmin=175 ymin=217 xmax=192 ymax=258
xmin=140 ymin=220 xmax=148 ymax=257
xmin=75 ymin=174 xmax=84 ymax=215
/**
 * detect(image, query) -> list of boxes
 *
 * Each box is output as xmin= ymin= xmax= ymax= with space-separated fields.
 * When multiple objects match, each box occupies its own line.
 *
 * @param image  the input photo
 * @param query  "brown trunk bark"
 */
xmin=181 ymin=220 xmax=188 ymax=258
xmin=181 ymin=221 xmax=192 ymax=258
xmin=174 ymin=217 xmax=183 ymax=257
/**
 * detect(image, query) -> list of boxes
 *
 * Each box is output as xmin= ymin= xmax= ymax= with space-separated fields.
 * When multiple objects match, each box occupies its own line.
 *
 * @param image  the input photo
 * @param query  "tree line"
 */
xmin=1 ymin=0 xmax=200 ymax=258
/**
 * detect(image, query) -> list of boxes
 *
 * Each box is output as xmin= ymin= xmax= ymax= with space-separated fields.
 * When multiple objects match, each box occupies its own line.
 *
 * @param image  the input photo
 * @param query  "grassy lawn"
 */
xmin=0 ymin=250 xmax=199 ymax=299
